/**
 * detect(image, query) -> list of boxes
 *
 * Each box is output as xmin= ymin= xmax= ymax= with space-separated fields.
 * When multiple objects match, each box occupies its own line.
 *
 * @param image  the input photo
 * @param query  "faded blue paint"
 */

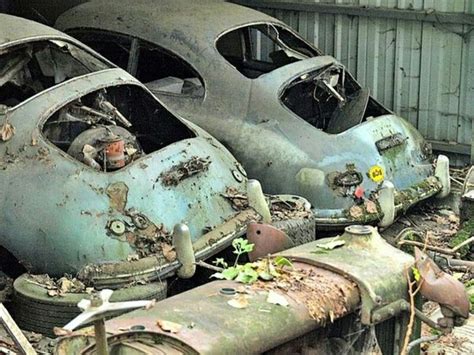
xmin=0 ymin=18 xmax=248 ymax=277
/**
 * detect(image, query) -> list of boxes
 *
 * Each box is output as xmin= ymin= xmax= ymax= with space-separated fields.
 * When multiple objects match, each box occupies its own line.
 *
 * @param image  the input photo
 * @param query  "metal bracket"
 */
xmin=56 ymin=289 xmax=155 ymax=355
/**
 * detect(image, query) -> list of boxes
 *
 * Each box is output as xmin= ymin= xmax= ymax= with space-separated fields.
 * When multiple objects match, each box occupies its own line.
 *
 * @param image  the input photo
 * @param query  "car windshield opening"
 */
xmin=43 ymin=85 xmax=196 ymax=172
xmin=281 ymin=65 xmax=390 ymax=134
xmin=216 ymin=23 xmax=318 ymax=79
xmin=0 ymin=40 xmax=109 ymax=107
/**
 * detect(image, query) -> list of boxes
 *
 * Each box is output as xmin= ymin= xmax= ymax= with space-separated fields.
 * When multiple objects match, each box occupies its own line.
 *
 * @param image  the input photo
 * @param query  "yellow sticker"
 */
xmin=368 ymin=165 xmax=384 ymax=183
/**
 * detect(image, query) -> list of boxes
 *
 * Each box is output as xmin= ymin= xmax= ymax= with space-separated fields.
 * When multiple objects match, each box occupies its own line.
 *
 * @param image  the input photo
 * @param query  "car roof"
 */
xmin=56 ymin=0 xmax=282 ymax=58
xmin=0 ymin=14 xmax=69 ymax=46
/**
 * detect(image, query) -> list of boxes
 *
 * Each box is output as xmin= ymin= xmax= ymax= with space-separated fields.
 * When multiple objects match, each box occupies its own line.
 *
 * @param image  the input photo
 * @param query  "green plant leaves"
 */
xmin=235 ymin=264 xmax=259 ymax=284
xmin=232 ymin=238 xmax=254 ymax=254
xmin=213 ymin=258 xmax=228 ymax=268
xmin=274 ymin=256 xmax=293 ymax=268
xmin=412 ymin=266 xmax=421 ymax=282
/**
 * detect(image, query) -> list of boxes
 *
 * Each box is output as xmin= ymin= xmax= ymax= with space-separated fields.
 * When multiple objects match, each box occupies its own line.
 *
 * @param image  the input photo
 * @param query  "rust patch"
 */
xmin=106 ymin=182 xmax=129 ymax=212
xmin=128 ymin=222 xmax=173 ymax=259
xmin=247 ymin=223 xmax=292 ymax=261
xmin=250 ymin=261 xmax=358 ymax=323
xmin=159 ymin=156 xmax=211 ymax=186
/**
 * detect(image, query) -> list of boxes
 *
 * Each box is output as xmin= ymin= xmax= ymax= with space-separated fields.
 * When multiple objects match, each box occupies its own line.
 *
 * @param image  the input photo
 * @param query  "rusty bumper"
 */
xmin=78 ymin=209 xmax=261 ymax=289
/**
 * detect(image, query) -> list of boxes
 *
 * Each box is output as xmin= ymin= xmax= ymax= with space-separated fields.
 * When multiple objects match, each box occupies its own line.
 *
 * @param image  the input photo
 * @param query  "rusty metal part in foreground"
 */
xmin=57 ymin=266 xmax=359 ymax=354
xmin=247 ymin=222 xmax=293 ymax=261
xmin=414 ymin=247 xmax=470 ymax=324
xmin=279 ymin=224 xmax=414 ymax=324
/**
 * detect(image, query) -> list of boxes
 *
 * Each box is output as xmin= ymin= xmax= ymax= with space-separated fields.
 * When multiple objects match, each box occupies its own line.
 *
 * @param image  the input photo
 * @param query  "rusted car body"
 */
xmin=56 ymin=0 xmax=451 ymax=229
xmin=0 ymin=14 xmax=311 ymax=293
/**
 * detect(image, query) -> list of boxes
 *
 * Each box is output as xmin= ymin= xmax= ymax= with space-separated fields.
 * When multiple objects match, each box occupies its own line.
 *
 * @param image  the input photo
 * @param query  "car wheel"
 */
xmin=273 ymin=217 xmax=316 ymax=246
xmin=12 ymin=274 xmax=167 ymax=336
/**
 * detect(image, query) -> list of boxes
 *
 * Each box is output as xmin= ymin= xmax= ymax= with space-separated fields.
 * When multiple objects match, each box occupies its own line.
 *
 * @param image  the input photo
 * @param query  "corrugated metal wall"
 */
xmin=234 ymin=0 xmax=474 ymax=164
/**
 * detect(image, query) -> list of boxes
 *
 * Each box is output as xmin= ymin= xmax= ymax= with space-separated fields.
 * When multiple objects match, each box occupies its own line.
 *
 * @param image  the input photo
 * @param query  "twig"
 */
xmin=451 ymin=236 xmax=474 ymax=252
xmin=422 ymin=231 xmax=432 ymax=253
xmin=194 ymin=260 xmax=223 ymax=272
xmin=407 ymin=334 xmax=440 ymax=353
xmin=394 ymin=228 xmax=422 ymax=242
xmin=401 ymin=270 xmax=424 ymax=355
xmin=405 ymin=215 xmax=420 ymax=229
xmin=401 ymin=229 xmax=430 ymax=355
xmin=450 ymin=177 xmax=464 ymax=186
xmin=397 ymin=240 xmax=458 ymax=256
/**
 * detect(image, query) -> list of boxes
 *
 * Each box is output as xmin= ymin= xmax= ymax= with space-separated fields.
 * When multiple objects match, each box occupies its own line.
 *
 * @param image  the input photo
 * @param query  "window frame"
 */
xmin=68 ymin=29 xmax=206 ymax=99
xmin=215 ymin=21 xmax=321 ymax=79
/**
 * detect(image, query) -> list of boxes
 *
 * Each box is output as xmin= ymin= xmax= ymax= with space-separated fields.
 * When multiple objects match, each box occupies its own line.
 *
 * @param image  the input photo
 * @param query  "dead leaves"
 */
xmin=26 ymin=274 xmax=87 ymax=297
xmin=266 ymin=290 xmax=289 ymax=307
xmin=248 ymin=265 xmax=352 ymax=322
xmin=222 ymin=188 xmax=312 ymax=221
xmin=366 ymin=200 xmax=378 ymax=214
xmin=227 ymin=294 xmax=249 ymax=309
xmin=312 ymin=237 xmax=346 ymax=254
xmin=156 ymin=319 xmax=182 ymax=333
xmin=349 ymin=200 xmax=379 ymax=219
xmin=160 ymin=156 xmax=211 ymax=186
xmin=161 ymin=242 xmax=177 ymax=262
xmin=0 ymin=121 xmax=15 ymax=142
xmin=349 ymin=205 xmax=364 ymax=219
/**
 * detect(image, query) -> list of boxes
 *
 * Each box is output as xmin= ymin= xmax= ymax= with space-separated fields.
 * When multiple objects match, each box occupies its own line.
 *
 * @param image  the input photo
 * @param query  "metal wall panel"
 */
xmin=234 ymin=0 xmax=474 ymax=163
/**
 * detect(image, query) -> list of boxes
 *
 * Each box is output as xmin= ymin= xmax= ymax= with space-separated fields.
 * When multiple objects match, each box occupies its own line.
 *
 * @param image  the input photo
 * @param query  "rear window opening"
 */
xmin=0 ymin=40 xmax=108 ymax=107
xmin=69 ymin=30 xmax=205 ymax=97
xmin=136 ymin=41 xmax=205 ymax=97
xmin=43 ymin=85 xmax=196 ymax=172
xmin=216 ymin=23 xmax=318 ymax=79
xmin=281 ymin=65 xmax=389 ymax=134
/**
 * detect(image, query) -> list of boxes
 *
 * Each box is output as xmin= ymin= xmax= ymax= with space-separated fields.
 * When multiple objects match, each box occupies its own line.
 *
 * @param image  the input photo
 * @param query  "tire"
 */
xmin=12 ymin=274 xmax=167 ymax=337
xmin=273 ymin=217 xmax=316 ymax=246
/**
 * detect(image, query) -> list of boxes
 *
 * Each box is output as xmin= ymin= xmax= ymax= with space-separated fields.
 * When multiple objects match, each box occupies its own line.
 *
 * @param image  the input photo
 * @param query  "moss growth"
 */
xmin=465 ymin=280 xmax=474 ymax=312
xmin=450 ymin=219 xmax=474 ymax=258
xmin=394 ymin=178 xmax=441 ymax=212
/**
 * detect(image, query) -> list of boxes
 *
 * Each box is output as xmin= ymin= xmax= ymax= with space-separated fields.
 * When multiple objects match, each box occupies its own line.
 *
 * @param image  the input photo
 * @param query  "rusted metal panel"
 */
xmin=414 ymin=247 xmax=470 ymax=329
xmin=247 ymin=222 xmax=293 ymax=261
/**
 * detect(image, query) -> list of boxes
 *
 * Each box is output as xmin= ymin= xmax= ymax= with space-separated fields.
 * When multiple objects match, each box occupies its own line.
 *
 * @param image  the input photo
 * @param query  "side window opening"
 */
xmin=43 ymin=85 xmax=196 ymax=172
xmin=69 ymin=30 xmax=205 ymax=98
xmin=135 ymin=41 xmax=204 ymax=97
xmin=216 ymin=24 xmax=318 ymax=79
xmin=0 ymin=40 xmax=108 ymax=107
xmin=69 ymin=31 xmax=132 ymax=71
xmin=281 ymin=65 xmax=389 ymax=134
